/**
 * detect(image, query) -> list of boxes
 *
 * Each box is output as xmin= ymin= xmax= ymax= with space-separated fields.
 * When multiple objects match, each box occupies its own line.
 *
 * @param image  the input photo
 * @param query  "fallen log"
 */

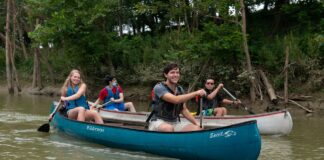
xmin=259 ymin=70 xmax=278 ymax=104
xmin=284 ymin=46 xmax=290 ymax=103
xmin=277 ymin=95 xmax=313 ymax=113
xmin=289 ymin=95 xmax=312 ymax=101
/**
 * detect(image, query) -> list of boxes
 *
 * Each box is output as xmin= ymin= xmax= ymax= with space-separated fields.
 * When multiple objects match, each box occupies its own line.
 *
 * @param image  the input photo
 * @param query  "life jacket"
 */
xmin=196 ymin=88 xmax=223 ymax=115
xmin=65 ymin=85 xmax=89 ymax=110
xmin=103 ymin=86 xmax=120 ymax=106
xmin=152 ymin=82 xmax=184 ymax=122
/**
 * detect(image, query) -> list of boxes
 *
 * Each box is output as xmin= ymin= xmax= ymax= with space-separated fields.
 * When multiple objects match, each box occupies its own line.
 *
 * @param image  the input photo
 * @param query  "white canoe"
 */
xmin=98 ymin=109 xmax=293 ymax=135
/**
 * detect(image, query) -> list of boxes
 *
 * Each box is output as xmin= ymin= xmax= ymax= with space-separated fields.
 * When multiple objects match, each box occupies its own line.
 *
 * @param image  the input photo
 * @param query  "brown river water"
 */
xmin=0 ymin=90 xmax=323 ymax=160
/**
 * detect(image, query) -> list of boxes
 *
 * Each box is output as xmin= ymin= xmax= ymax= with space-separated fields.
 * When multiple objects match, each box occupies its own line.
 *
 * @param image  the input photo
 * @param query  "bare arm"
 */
xmin=181 ymin=104 xmax=199 ymax=126
xmin=90 ymin=98 xmax=103 ymax=110
xmin=162 ymin=89 xmax=206 ymax=104
xmin=61 ymin=83 xmax=86 ymax=101
xmin=207 ymin=83 xmax=223 ymax=100
xmin=111 ymin=92 xmax=124 ymax=103
xmin=222 ymin=98 xmax=241 ymax=105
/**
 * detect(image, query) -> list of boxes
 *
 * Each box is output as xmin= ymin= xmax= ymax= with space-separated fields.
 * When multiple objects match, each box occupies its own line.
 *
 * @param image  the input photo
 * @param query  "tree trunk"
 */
xmin=177 ymin=17 xmax=181 ymax=35
xmin=10 ymin=0 xmax=21 ymax=92
xmin=32 ymin=47 xmax=42 ymax=89
xmin=272 ymin=0 xmax=289 ymax=35
xmin=40 ymin=49 xmax=55 ymax=84
xmin=5 ymin=0 xmax=14 ymax=94
xmin=191 ymin=0 xmax=199 ymax=29
xmin=284 ymin=46 xmax=290 ymax=104
xmin=0 ymin=32 xmax=6 ymax=42
xmin=240 ymin=0 xmax=256 ymax=102
xmin=184 ymin=1 xmax=191 ymax=34
xmin=13 ymin=6 xmax=28 ymax=59
xmin=1 ymin=32 xmax=22 ymax=51
xmin=118 ymin=0 xmax=123 ymax=36
xmin=259 ymin=70 xmax=278 ymax=104
xmin=10 ymin=51 xmax=22 ymax=92
xmin=32 ymin=19 xmax=42 ymax=89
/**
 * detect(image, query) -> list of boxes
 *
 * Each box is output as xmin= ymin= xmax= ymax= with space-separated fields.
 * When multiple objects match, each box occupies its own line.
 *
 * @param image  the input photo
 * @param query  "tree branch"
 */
xmin=0 ymin=32 xmax=6 ymax=42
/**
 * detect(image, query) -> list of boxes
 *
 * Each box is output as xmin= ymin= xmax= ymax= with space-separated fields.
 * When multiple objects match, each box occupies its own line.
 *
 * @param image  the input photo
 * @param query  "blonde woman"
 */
xmin=60 ymin=69 xmax=103 ymax=124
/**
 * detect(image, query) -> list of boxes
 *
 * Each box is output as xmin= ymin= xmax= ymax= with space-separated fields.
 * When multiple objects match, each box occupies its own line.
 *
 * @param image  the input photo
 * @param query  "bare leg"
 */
xmin=68 ymin=107 xmax=86 ymax=121
xmin=158 ymin=123 xmax=174 ymax=132
xmin=125 ymin=102 xmax=136 ymax=112
xmin=222 ymin=107 xmax=228 ymax=116
xmin=181 ymin=124 xmax=201 ymax=132
xmin=85 ymin=110 xmax=104 ymax=124
xmin=214 ymin=108 xmax=222 ymax=116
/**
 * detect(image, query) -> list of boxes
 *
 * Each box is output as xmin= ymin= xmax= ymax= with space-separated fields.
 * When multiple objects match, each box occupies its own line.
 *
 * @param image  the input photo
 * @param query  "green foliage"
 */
xmin=0 ymin=0 xmax=322 ymax=95
xmin=197 ymin=23 xmax=243 ymax=63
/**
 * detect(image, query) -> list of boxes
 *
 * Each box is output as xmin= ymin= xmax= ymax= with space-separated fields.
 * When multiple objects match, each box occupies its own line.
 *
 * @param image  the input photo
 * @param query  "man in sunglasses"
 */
xmin=197 ymin=78 xmax=241 ymax=116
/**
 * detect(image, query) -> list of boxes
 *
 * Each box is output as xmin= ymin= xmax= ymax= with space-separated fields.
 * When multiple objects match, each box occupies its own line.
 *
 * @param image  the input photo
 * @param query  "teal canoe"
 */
xmin=50 ymin=102 xmax=261 ymax=160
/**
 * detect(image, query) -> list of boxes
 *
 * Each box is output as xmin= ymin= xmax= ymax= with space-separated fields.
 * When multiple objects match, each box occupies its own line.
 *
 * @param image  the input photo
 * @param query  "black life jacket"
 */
xmin=196 ymin=88 xmax=223 ymax=115
xmin=152 ymin=82 xmax=184 ymax=122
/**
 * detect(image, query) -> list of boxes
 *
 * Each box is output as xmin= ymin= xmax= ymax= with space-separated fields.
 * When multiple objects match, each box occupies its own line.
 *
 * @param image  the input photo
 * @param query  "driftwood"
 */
xmin=277 ymin=95 xmax=313 ymax=113
xmin=257 ymin=83 xmax=263 ymax=101
xmin=289 ymin=95 xmax=312 ymax=101
xmin=259 ymin=70 xmax=278 ymax=104
xmin=284 ymin=46 xmax=290 ymax=103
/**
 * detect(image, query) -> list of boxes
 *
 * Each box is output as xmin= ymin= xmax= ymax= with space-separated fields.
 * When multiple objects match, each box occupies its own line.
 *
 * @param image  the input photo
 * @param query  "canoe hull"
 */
xmin=99 ymin=109 xmax=293 ymax=135
xmin=51 ymin=104 xmax=261 ymax=159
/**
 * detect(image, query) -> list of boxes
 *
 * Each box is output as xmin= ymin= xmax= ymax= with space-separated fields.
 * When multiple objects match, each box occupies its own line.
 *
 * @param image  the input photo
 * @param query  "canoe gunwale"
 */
xmin=99 ymin=108 xmax=293 ymax=135
xmin=99 ymin=108 xmax=290 ymax=120
xmin=54 ymin=110 xmax=258 ymax=134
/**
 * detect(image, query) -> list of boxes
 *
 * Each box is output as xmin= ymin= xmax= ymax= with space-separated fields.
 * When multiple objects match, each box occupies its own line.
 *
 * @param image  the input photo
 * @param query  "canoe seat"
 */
xmin=103 ymin=122 xmax=146 ymax=130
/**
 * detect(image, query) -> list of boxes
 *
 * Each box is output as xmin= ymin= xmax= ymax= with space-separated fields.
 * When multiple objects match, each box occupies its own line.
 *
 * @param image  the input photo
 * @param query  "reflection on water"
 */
xmin=0 ymin=90 xmax=323 ymax=160
xmin=259 ymin=136 xmax=293 ymax=160
xmin=258 ymin=117 xmax=324 ymax=160
xmin=0 ymin=112 xmax=174 ymax=160
xmin=288 ymin=117 xmax=324 ymax=160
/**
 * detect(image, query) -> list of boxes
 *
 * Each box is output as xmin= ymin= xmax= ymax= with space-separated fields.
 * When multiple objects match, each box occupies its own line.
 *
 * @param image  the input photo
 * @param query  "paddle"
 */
xmin=37 ymin=100 xmax=62 ymax=132
xmin=95 ymin=101 xmax=112 ymax=109
xmin=199 ymin=97 xmax=203 ymax=128
xmin=222 ymin=87 xmax=255 ymax=114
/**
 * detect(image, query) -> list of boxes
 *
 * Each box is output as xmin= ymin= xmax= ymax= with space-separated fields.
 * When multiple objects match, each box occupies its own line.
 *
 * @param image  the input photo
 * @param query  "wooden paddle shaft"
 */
xmin=222 ymin=87 xmax=237 ymax=100
xmin=199 ymin=98 xmax=203 ymax=128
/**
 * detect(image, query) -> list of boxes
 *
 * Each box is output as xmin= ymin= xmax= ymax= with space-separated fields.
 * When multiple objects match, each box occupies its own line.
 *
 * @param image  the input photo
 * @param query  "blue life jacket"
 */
xmin=65 ymin=85 xmax=89 ymax=110
xmin=103 ymin=86 xmax=120 ymax=107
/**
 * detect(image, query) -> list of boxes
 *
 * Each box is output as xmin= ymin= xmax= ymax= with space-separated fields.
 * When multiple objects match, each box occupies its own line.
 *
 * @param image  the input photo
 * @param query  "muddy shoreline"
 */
xmin=1 ymin=84 xmax=323 ymax=117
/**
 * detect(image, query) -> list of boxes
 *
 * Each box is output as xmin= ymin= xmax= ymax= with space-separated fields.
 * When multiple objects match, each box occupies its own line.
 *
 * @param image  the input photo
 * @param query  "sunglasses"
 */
xmin=206 ymin=82 xmax=214 ymax=85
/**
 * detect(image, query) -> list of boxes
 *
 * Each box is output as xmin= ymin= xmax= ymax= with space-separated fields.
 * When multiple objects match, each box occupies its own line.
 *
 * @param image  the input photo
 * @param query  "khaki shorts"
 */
xmin=149 ymin=119 xmax=190 ymax=132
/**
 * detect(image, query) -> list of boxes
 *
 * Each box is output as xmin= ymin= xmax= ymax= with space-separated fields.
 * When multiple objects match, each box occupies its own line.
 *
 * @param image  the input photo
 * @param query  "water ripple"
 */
xmin=0 ymin=111 xmax=46 ymax=123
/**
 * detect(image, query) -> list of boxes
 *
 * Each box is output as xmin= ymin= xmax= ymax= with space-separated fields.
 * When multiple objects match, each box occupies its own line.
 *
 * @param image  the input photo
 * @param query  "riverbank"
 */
xmin=0 ymin=83 xmax=323 ymax=117
xmin=1 ymin=88 xmax=323 ymax=160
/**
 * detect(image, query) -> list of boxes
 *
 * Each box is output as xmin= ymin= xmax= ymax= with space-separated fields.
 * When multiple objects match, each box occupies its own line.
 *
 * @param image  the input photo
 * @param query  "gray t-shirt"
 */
xmin=153 ymin=83 xmax=169 ymax=102
xmin=151 ymin=83 xmax=185 ymax=121
xmin=153 ymin=83 xmax=184 ymax=103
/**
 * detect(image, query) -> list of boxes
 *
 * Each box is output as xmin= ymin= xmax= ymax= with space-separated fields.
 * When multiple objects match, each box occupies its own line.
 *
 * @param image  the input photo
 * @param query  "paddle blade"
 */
xmin=247 ymin=109 xmax=255 ymax=115
xmin=241 ymin=104 xmax=255 ymax=115
xmin=37 ymin=123 xmax=50 ymax=132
